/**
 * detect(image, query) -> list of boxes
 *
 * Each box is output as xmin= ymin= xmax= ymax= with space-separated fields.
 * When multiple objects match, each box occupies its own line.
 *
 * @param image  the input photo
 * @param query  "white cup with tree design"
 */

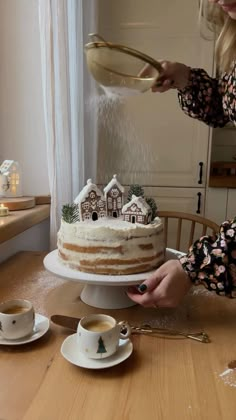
xmin=76 ymin=314 xmax=131 ymax=359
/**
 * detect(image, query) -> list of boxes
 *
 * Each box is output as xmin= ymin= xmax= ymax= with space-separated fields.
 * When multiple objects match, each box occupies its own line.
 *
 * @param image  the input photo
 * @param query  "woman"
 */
xmin=127 ymin=0 xmax=236 ymax=308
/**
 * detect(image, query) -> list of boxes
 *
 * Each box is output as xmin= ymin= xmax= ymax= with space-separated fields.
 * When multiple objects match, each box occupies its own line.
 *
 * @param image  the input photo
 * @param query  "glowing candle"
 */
xmin=0 ymin=203 xmax=9 ymax=217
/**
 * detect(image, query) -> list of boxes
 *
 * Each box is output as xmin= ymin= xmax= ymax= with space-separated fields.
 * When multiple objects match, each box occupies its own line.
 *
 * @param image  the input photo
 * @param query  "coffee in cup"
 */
xmin=0 ymin=299 xmax=35 ymax=340
xmin=77 ymin=314 xmax=131 ymax=359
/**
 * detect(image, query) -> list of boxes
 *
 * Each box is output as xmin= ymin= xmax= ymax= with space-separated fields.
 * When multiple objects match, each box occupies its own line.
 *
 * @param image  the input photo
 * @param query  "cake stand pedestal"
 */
xmin=43 ymin=250 xmax=158 ymax=309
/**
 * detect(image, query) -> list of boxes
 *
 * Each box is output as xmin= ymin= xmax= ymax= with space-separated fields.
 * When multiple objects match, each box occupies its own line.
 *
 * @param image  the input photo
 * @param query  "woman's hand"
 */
xmin=127 ymin=259 xmax=192 ymax=308
xmin=140 ymin=60 xmax=191 ymax=93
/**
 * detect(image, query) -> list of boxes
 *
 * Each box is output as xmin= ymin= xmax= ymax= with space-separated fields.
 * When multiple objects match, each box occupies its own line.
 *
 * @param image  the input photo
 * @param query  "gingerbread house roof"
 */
xmin=122 ymin=195 xmax=151 ymax=215
xmin=103 ymin=174 xmax=125 ymax=194
xmin=74 ymin=179 xmax=104 ymax=204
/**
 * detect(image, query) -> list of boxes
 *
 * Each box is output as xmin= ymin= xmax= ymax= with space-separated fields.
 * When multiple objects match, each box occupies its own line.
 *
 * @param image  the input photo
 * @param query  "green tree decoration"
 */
xmin=127 ymin=184 xmax=144 ymax=201
xmin=96 ymin=336 xmax=107 ymax=357
xmin=61 ymin=203 xmax=80 ymax=224
xmin=146 ymin=197 xmax=158 ymax=220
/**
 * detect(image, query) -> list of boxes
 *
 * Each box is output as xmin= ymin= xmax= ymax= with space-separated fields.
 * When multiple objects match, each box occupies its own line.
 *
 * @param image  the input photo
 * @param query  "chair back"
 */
xmin=158 ymin=211 xmax=220 ymax=252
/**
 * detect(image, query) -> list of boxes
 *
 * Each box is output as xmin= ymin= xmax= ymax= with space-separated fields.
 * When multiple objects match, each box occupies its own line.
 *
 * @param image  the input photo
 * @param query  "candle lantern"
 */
xmin=0 ymin=160 xmax=22 ymax=197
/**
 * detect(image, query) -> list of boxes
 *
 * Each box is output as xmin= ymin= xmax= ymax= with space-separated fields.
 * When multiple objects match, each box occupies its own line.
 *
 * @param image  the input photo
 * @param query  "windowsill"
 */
xmin=0 ymin=204 xmax=50 ymax=244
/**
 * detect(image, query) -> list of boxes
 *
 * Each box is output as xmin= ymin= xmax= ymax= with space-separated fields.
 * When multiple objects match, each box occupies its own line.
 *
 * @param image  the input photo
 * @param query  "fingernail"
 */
xmin=138 ymin=284 xmax=147 ymax=293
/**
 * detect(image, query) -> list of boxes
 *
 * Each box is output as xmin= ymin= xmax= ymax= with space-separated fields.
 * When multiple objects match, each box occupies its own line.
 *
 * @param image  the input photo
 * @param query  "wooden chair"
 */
xmin=158 ymin=211 xmax=220 ymax=252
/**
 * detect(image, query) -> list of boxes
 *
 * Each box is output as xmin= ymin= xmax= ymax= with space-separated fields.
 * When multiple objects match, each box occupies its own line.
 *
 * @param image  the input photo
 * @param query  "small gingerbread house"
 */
xmin=103 ymin=174 xmax=125 ymax=218
xmin=122 ymin=194 xmax=152 ymax=225
xmin=74 ymin=179 xmax=106 ymax=221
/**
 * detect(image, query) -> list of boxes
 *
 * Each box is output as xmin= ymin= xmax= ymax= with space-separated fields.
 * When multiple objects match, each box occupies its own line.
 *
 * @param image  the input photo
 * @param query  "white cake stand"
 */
xmin=43 ymin=249 xmax=158 ymax=309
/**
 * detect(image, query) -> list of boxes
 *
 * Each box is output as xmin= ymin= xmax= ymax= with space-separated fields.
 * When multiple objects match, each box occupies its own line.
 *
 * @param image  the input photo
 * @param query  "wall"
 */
xmin=0 ymin=220 xmax=50 ymax=264
xmin=0 ymin=0 xmax=49 ymax=195
xmin=0 ymin=0 xmax=50 ymax=259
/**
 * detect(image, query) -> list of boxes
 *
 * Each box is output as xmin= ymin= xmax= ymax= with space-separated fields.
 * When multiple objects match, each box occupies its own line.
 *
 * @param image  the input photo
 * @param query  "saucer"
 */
xmin=61 ymin=334 xmax=133 ymax=369
xmin=0 ymin=313 xmax=50 ymax=345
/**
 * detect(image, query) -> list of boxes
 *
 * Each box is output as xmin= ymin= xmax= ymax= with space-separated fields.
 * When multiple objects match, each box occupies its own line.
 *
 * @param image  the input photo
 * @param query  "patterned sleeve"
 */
xmin=179 ymin=217 xmax=236 ymax=297
xmin=178 ymin=68 xmax=230 ymax=128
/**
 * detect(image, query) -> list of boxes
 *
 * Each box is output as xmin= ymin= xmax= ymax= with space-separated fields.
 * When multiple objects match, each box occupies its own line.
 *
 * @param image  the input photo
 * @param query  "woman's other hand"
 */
xmin=127 ymin=259 xmax=192 ymax=308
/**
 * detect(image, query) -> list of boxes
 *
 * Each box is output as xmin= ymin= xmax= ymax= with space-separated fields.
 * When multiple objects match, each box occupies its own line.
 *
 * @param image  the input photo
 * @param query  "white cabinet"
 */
xmin=143 ymin=186 xmax=205 ymax=215
xmin=96 ymin=0 xmax=213 ymax=189
xmin=144 ymin=186 xmax=206 ymax=251
xmin=205 ymin=187 xmax=236 ymax=224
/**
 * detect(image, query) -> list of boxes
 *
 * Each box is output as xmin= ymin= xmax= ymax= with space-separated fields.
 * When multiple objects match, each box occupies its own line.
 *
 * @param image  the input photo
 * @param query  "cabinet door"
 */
xmin=96 ymin=0 xmax=213 ymax=187
xmin=142 ymin=186 xmax=206 ymax=251
xmin=205 ymin=188 xmax=228 ymax=225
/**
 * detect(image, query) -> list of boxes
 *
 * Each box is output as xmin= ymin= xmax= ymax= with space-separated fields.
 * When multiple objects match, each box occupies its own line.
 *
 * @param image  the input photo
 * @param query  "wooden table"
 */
xmin=0 ymin=251 xmax=236 ymax=420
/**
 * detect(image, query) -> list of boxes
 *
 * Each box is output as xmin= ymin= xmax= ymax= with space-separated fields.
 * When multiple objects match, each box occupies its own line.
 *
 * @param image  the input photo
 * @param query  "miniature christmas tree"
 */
xmin=146 ymin=197 xmax=158 ymax=220
xmin=96 ymin=336 xmax=107 ymax=357
xmin=127 ymin=184 xmax=144 ymax=201
xmin=62 ymin=203 xmax=80 ymax=223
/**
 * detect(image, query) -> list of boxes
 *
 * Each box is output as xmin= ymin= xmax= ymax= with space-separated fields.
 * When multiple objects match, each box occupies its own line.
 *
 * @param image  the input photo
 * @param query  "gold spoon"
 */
xmin=131 ymin=324 xmax=210 ymax=343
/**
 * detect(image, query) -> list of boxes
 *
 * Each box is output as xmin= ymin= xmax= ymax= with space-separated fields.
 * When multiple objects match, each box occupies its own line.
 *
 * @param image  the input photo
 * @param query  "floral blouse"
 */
xmin=178 ymin=67 xmax=236 ymax=296
xmin=180 ymin=218 xmax=236 ymax=298
xmin=178 ymin=64 xmax=236 ymax=127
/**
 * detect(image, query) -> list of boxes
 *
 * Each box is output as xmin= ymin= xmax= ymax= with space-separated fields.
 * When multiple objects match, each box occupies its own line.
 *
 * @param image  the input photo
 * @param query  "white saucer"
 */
xmin=61 ymin=334 xmax=133 ymax=369
xmin=0 ymin=313 xmax=50 ymax=345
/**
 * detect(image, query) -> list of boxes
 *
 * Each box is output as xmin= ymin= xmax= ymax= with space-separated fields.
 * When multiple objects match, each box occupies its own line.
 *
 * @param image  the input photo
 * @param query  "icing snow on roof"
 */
xmin=103 ymin=174 xmax=125 ymax=194
xmin=122 ymin=195 xmax=151 ymax=215
xmin=74 ymin=179 xmax=104 ymax=203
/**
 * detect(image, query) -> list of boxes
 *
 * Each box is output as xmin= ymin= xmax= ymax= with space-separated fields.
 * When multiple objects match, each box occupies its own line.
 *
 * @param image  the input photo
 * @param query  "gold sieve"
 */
xmin=84 ymin=34 xmax=163 ymax=96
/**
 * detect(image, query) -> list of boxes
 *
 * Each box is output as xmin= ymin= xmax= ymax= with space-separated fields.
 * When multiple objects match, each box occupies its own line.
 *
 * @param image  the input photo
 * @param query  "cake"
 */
xmin=57 ymin=176 xmax=165 ymax=275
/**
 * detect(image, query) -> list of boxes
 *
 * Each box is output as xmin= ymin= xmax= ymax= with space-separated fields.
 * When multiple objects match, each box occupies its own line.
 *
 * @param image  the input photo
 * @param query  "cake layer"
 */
xmin=57 ymin=217 xmax=165 ymax=275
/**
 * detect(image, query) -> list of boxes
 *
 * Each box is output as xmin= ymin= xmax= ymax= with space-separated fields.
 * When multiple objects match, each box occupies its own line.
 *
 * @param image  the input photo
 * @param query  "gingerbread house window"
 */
xmin=107 ymin=197 xmax=113 ymax=209
xmin=97 ymin=199 xmax=105 ymax=209
xmin=82 ymin=202 xmax=89 ymax=210
xmin=84 ymin=212 xmax=91 ymax=220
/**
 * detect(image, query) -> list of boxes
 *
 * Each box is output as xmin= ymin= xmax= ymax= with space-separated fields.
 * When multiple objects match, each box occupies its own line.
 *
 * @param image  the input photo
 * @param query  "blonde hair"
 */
xmin=200 ymin=0 xmax=236 ymax=73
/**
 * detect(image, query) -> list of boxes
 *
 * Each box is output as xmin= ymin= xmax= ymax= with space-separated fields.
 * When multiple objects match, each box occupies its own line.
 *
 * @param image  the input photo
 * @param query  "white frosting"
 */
xmin=57 ymin=216 xmax=164 ymax=274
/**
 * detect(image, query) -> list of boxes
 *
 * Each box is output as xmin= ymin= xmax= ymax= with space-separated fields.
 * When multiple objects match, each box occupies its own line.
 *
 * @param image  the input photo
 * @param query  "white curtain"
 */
xmin=38 ymin=0 xmax=97 ymax=249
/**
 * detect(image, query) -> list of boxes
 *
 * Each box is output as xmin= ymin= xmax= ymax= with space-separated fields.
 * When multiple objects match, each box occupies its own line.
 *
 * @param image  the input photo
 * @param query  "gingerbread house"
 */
xmin=103 ymin=174 xmax=125 ymax=218
xmin=122 ymin=194 xmax=152 ymax=225
xmin=74 ymin=179 xmax=106 ymax=221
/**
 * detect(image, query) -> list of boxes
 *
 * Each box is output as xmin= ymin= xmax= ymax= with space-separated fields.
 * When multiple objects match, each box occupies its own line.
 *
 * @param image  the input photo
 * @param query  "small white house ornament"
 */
xmin=0 ymin=160 xmax=22 ymax=197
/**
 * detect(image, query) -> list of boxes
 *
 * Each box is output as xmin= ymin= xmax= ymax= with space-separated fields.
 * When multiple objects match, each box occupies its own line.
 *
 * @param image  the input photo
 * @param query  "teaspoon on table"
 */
xmin=51 ymin=314 xmax=210 ymax=343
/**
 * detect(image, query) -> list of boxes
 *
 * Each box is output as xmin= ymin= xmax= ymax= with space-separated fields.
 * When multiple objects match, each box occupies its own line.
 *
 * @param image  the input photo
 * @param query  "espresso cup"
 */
xmin=0 ymin=299 xmax=35 ymax=340
xmin=76 ymin=314 xmax=131 ymax=359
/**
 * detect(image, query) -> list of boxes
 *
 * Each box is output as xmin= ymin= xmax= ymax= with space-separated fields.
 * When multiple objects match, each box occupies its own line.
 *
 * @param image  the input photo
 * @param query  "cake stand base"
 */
xmin=80 ymin=284 xmax=136 ymax=309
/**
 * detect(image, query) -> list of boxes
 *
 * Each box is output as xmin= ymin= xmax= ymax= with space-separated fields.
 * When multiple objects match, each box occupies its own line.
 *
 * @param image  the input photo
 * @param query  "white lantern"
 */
xmin=0 ymin=160 xmax=22 ymax=197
